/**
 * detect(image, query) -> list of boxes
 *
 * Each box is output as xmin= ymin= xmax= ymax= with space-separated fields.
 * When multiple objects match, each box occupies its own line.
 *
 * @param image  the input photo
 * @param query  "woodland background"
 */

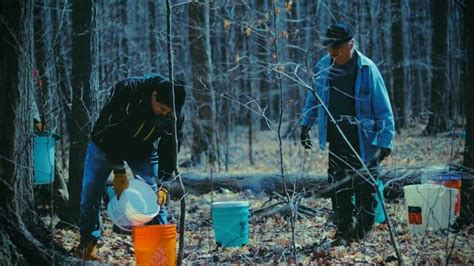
xmin=1 ymin=0 xmax=473 ymax=264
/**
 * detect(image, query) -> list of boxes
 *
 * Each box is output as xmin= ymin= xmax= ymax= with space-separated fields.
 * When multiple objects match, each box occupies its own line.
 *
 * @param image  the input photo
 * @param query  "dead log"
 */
xmin=167 ymin=172 xmax=325 ymax=197
xmin=168 ymin=168 xmax=424 ymax=200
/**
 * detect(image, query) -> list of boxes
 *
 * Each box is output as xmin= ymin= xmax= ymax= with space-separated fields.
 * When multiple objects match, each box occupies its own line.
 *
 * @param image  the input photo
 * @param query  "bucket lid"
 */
xmin=122 ymin=179 xmax=159 ymax=214
xmin=34 ymin=130 xmax=61 ymax=140
xmin=431 ymin=173 xmax=461 ymax=181
xmin=107 ymin=179 xmax=159 ymax=231
xmin=211 ymin=201 xmax=249 ymax=208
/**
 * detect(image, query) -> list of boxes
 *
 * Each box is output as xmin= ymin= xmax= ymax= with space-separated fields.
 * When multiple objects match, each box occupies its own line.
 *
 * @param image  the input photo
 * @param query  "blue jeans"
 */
xmin=79 ymin=142 xmax=168 ymax=241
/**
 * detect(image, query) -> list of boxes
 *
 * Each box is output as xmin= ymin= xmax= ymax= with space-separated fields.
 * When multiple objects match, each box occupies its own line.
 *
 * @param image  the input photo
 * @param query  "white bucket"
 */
xmin=403 ymin=183 xmax=457 ymax=235
xmin=107 ymin=179 xmax=159 ymax=231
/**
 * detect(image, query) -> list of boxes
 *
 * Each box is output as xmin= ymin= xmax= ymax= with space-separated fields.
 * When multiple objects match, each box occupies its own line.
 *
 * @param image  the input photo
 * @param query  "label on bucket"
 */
xmin=408 ymin=206 xmax=422 ymax=224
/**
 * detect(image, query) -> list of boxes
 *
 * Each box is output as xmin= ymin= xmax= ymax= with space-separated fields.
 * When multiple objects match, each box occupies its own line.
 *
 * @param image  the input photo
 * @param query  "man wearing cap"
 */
xmin=300 ymin=22 xmax=395 ymax=246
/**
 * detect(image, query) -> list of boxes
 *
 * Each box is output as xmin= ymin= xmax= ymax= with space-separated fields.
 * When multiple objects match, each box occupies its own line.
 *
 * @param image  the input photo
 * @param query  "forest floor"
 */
xmin=43 ymin=124 xmax=474 ymax=264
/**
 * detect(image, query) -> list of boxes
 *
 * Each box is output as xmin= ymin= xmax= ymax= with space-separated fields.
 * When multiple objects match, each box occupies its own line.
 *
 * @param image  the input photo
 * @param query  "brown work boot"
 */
xmin=72 ymin=238 xmax=99 ymax=261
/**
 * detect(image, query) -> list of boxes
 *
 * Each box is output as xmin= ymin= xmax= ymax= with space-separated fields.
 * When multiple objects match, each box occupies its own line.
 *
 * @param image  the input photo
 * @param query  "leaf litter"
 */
xmin=41 ymin=126 xmax=473 ymax=264
xmin=43 ymin=190 xmax=474 ymax=264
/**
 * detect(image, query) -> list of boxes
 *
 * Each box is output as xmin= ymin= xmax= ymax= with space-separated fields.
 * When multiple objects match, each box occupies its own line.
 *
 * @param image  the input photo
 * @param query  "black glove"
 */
xmin=379 ymin=148 xmax=391 ymax=162
xmin=300 ymin=126 xmax=312 ymax=150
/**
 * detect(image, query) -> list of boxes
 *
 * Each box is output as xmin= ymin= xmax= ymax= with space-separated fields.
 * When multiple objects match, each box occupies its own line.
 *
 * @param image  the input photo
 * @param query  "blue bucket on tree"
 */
xmin=33 ymin=131 xmax=60 ymax=185
xmin=211 ymin=201 xmax=250 ymax=247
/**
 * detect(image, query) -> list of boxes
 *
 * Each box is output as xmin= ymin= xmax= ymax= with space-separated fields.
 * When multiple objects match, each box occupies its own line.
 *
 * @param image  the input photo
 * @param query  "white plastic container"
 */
xmin=107 ymin=179 xmax=159 ymax=231
xmin=403 ymin=184 xmax=457 ymax=235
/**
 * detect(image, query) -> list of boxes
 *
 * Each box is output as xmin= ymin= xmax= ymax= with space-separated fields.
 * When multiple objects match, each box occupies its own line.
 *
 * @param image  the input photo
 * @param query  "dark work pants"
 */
xmin=328 ymin=143 xmax=379 ymax=240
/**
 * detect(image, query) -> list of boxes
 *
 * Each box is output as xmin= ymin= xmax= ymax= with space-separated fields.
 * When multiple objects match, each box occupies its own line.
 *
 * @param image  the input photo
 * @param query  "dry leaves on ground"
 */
xmin=46 ymin=189 xmax=474 ymax=264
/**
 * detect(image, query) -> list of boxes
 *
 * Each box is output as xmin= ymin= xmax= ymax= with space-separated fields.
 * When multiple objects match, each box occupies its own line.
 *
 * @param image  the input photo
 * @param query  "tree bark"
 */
xmin=0 ymin=1 xmax=74 ymax=264
xmin=257 ymin=0 xmax=272 ymax=130
xmin=391 ymin=0 xmax=405 ymax=131
xmin=423 ymin=0 xmax=449 ymax=135
xmin=459 ymin=0 xmax=474 ymax=224
xmin=33 ymin=0 xmax=59 ymax=130
xmin=68 ymin=0 xmax=98 ymax=222
xmin=188 ymin=1 xmax=216 ymax=166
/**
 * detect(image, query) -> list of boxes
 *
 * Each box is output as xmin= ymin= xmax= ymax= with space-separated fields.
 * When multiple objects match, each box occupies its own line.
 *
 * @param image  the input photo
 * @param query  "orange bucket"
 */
xmin=132 ymin=224 xmax=176 ymax=266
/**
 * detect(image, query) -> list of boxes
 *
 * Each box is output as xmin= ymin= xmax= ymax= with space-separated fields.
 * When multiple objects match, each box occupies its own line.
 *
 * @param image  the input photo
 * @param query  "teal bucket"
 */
xmin=211 ymin=201 xmax=250 ymax=247
xmin=352 ymin=179 xmax=386 ymax=223
xmin=33 ymin=131 xmax=60 ymax=185
xmin=374 ymin=179 xmax=386 ymax=223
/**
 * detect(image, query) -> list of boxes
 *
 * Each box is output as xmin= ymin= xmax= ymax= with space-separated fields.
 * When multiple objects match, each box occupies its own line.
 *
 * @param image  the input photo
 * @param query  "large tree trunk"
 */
xmin=188 ymin=1 xmax=216 ymax=166
xmin=53 ymin=1 xmax=73 ymax=171
xmin=459 ymin=0 xmax=474 ymax=224
xmin=423 ymin=0 xmax=449 ymax=135
xmin=0 ymin=1 xmax=73 ymax=264
xmin=67 ymin=0 xmax=98 ymax=222
xmin=33 ymin=0 xmax=59 ymax=130
xmin=391 ymin=0 xmax=406 ymax=131
xmin=222 ymin=6 xmax=237 ymax=171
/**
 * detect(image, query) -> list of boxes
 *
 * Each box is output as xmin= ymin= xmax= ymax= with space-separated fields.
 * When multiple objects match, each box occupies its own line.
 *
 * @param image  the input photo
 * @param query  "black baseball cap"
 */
xmin=322 ymin=22 xmax=354 ymax=48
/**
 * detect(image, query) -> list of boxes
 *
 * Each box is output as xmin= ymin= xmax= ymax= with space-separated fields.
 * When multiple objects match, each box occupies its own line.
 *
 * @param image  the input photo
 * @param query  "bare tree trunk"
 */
xmin=246 ymin=37 xmax=255 ymax=166
xmin=0 ymin=1 xmax=73 ymax=264
xmin=53 ymin=0 xmax=73 ymax=172
xmin=257 ymin=0 xmax=272 ymax=130
xmin=68 ymin=0 xmax=98 ymax=222
xmin=148 ymin=1 xmax=158 ymax=71
xmin=411 ymin=0 xmax=425 ymax=121
xmin=422 ymin=0 xmax=432 ymax=121
xmin=447 ymin=2 xmax=463 ymax=124
xmin=222 ymin=5 xmax=237 ymax=171
xmin=459 ymin=0 xmax=474 ymax=224
xmin=284 ymin=0 xmax=302 ymax=142
xmin=423 ymin=0 xmax=449 ymax=135
xmin=391 ymin=0 xmax=405 ymax=131
xmin=33 ymin=0 xmax=60 ymax=130
xmin=188 ymin=1 xmax=216 ymax=166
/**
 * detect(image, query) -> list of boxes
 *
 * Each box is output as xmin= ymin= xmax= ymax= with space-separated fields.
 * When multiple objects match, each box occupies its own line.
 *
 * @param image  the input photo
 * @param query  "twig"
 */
xmin=251 ymin=201 xmax=285 ymax=216
xmin=165 ymin=1 xmax=185 ymax=264
xmin=178 ymin=197 xmax=186 ymax=266
xmin=269 ymin=3 xmax=298 ymax=259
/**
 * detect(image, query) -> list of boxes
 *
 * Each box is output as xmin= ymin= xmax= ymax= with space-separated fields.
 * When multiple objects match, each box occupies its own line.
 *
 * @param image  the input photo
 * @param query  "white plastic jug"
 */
xmin=403 ymin=183 xmax=457 ymax=235
xmin=107 ymin=179 xmax=159 ymax=231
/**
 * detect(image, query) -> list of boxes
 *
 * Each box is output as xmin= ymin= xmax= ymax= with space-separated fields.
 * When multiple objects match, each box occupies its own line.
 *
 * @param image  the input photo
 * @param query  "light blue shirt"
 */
xmin=301 ymin=50 xmax=395 ymax=162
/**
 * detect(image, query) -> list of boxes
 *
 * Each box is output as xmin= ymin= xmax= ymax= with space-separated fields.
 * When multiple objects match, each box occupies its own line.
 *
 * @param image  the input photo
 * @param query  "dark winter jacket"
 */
xmin=91 ymin=74 xmax=185 ymax=177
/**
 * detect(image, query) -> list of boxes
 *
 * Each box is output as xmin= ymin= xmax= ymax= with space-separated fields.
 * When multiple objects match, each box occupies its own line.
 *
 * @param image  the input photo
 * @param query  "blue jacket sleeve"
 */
xmin=370 ymin=66 xmax=395 ymax=149
xmin=301 ymin=90 xmax=319 ymax=127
